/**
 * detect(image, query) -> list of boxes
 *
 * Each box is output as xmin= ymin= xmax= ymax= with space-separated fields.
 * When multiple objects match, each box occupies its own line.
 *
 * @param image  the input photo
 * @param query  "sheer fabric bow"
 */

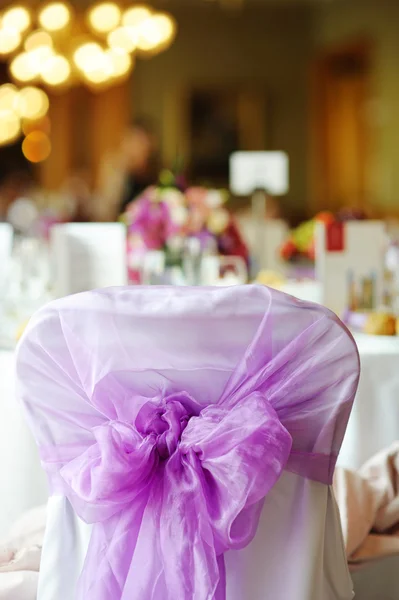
xmin=60 ymin=390 xmax=292 ymax=599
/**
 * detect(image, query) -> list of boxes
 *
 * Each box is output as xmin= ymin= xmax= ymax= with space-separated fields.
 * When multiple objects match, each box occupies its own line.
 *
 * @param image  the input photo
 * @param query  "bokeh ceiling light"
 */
xmin=83 ymin=51 xmax=113 ymax=84
xmin=24 ymin=30 xmax=53 ymax=52
xmin=2 ymin=1 xmax=176 ymax=95
xmin=0 ymin=82 xmax=51 ymax=148
xmin=136 ymin=14 xmax=176 ymax=52
xmin=73 ymin=41 xmax=103 ymax=70
xmin=41 ymin=54 xmax=71 ymax=86
xmin=107 ymin=26 xmax=137 ymax=53
xmin=105 ymin=47 xmax=133 ymax=78
xmin=15 ymin=86 xmax=50 ymax=120
xmin=2 ymin=6 xmax=31 ymax=33
xmin=136 ymin=21 xmax=161 ymax=52
xmin=73 ymin=41 xmax=117 ymax=87
xmin=122 ymin=5 xmax=152 ymax=27
xmin=38 ymin=2 xmax=72 ymax=32
xmin=10 ymin=52 xmax=36 ymax=82
xmin=88 ymin=2 xmax=121 ymax=34
xmin=22 ymin=130 xmax=52 ymax=163
xmin=10 ymin=46 xmax=54 ymax=83
xmin=0 ymin=108 xmax=20 ymax=145
xmin=83 ymin=65 xmax=111 ymax=85
xmin=0 ymin=84 xmax=19 ymax=111
xmin=0 ymin=26 xmax=21 ymax=55
xmin=155 ymin=14 xmax=176 ymax=42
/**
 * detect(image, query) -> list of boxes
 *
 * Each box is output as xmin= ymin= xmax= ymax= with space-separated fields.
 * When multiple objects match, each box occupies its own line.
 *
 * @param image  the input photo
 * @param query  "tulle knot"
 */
xmin=60 ymin=391 xmax=201 ymax=506
xmin=58 ymin=391 xmax=294 ymax=599
xmin=136 ymin=391 xmax=199 ymax=459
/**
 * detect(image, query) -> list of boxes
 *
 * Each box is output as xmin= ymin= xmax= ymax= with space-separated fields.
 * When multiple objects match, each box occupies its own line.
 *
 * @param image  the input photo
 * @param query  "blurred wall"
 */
xmin=133 ymin=5 xmax=313 ymax=223
xmin=313 ymin=0 xmax=399 ymax=215
xmin=39 ymin=83 xmax=129 ymax=191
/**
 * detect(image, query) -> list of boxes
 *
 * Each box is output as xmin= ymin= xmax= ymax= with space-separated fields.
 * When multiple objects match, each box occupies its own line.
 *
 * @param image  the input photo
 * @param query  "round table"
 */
xmin=0 ymin=350 xmax=48 ymax=539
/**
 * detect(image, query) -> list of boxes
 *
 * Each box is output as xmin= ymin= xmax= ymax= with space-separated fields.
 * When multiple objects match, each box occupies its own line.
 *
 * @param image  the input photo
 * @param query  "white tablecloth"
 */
xmin=0 ymin=350 xmax=48 ymax=539
xmin=280 ymin=281 xmax=322 ymax=305
xmin=338 ymin=333 xmax=399 ymax=470
xmin=1 ymin=327 xmax=399 ymax=538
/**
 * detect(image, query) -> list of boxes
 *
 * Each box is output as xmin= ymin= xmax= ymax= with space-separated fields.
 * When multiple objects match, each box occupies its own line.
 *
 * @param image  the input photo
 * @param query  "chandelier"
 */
xmin=0 ymin=2 xmax=177 ymax=153
xmin=0 ymin=2 xmax=177 ymax=90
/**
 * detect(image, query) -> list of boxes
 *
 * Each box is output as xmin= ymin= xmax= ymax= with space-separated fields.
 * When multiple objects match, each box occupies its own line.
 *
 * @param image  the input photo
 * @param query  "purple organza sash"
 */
xmin=53 ymin=393 xmax=291 ymax=600
xmin=17 ymin=285 xmax=360 ymax=600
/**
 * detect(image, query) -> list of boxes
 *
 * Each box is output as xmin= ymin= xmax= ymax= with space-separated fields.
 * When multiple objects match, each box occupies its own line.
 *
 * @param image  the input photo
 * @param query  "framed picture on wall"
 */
xmin=163 ymin=83 xmax=267 ymax=186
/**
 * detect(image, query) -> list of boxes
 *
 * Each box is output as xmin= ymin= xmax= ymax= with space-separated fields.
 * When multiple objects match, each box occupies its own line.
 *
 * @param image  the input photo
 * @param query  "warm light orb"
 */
xmin=10 ymin=52 xmax=36 ymax=82
xmin=107 ymin=26 xmax=137 ymax=53
xmin=136 ymin=16 xmax=166 ymax=51
xmin=153 ymin=14 xmax=176 ymax=45
xmin=38 ymin=2 xmax=71 ymax=32
xmin=0 ymin=84 xmax=19 ymax=111
xmin=2 ymin=6 xmax=31 ymax=33
xmin=0 ymin=109 xmax=21 ymax=145
xmin=73 ymin=42 xmax=103 ymax=70
xmin=10 ymin=46 xmax=54 ymax=82
xmin=22 ymin=131 xmax=52 ymax=162
xmin=74 ymin=42 xmax=113 ymax=85
xmin=15 ymin=87 xmax=50 ymax=120
xmin=83 ymin=53 xmax=113 ymax=84
xmin=41 ymin=54 xmax=71 ymax=86
xmin=83 ymin=68 xmax=109 ymax=85
xmin=28 ymin=46 xmax=54 ymax=77
xmin=122 ymin=5 xmax=152 ymax=28
xmin=105 ymin=48 xmax=133 ymax=78
xmin=88 ymin=2 xmax=121 ymax=34
xmin=134 ymin=13 xmax=176 ymax=53
xmin=24 ymin=30 xmax=53 ymax=52
xmin=0 ymin=3 xmax=175 ymax=96
xmin=0 ymin=26 xmax=21 ymax=55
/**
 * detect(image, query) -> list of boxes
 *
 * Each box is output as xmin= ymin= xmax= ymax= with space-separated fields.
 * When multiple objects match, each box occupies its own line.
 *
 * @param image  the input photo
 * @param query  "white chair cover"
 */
xmin=37 ymin=475 xmax=353 ymax=600
xmin=16 ymin=285 xmax=358 ymax=600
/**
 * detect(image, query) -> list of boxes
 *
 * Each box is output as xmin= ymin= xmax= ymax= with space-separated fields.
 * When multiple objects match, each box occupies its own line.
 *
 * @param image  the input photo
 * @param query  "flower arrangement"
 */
xmin=279 ymin=209 xmax=368 ymax=263
xmin=120 ymin=171 xmax=248 ymax=283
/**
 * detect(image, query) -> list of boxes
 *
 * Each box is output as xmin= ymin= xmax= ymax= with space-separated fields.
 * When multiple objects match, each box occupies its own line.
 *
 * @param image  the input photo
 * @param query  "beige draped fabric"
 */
xmin=334 ymin=443 xmax=399 ymax=563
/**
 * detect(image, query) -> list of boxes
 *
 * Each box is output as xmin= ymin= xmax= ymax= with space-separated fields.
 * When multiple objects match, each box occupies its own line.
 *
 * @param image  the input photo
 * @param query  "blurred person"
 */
xmin=61 ymin=168 xmax=93 ymax=222
xmin=94 ymin=117 xmax=160 ymax=222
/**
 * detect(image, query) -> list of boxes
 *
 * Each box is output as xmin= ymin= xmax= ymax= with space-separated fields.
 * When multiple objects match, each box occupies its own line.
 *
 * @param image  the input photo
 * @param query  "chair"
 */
xmin=16 ymin=285 xmax=360 ymax=600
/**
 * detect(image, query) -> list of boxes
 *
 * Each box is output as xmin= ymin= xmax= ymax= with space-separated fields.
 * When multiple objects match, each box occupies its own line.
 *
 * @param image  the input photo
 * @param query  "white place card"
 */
xmin=51 ymin=223 xmax=127 ymax=297
xmin=229 ymin=151 xmax=289 ymax=196
xmin=0 ymin=223 xmax=13 ymax=289
xmin=315 ymin=220 xmax=386 ymax=317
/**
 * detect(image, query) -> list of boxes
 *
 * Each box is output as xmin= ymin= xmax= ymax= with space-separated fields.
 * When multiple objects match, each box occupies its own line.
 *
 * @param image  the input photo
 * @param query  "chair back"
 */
xmin=17 ymin=285 xmax=360 ymax=600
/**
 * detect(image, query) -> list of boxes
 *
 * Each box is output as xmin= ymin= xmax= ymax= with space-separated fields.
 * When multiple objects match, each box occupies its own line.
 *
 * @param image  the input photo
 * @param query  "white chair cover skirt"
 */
xmin=38 ymin=473 xmax=353 ymax=600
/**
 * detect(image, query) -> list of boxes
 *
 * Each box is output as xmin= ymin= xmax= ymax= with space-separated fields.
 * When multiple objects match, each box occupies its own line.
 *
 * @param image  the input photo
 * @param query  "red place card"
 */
xmin=326 ymin=221 xmax=345 ymax=252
